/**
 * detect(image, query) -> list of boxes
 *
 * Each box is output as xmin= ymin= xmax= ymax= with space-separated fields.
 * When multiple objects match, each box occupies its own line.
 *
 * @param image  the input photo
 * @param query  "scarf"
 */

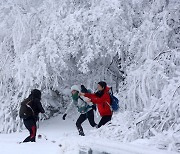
xmin=72 ymin=91 xmax=79 ymax=101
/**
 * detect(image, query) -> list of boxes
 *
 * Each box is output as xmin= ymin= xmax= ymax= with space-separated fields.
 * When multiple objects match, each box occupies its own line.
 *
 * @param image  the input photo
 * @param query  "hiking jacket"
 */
xmin=27 ymin=98 xmax=45 ymax=121
xmin=65 ymin=96 xmax=93 ymax=114
xmin=84 ymin=87 xmax=112 ymax=117
xmin=31 ymin=98 xmax=45 ymax=116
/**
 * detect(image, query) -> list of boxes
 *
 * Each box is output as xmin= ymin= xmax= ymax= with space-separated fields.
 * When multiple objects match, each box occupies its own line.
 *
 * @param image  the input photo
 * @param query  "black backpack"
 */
xmin=19 ymin=98 xmax=34 ymax=119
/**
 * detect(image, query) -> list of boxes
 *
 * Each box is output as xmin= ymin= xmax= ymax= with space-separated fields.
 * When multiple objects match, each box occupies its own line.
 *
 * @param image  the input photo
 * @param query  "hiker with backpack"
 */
xmin=19 ymin=89 xmax=45 ymax=143
xmin=62 ymin=85 xmax=97 ymax=136
xmin=80 ymin=81 xmax=115 ymax=128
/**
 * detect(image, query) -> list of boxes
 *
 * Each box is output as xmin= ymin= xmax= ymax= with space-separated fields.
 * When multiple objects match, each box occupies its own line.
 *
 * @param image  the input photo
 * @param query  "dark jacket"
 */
xmin=28 ymin=89 xmax=45 ymax=121
xmin=31 ymin=98 xmax=45 ymax=117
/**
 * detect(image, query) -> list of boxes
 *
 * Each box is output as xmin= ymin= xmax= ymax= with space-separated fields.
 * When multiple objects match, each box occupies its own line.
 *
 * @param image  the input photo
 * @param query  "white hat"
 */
xmin=71 ymin=85 xmax=80 ymax=92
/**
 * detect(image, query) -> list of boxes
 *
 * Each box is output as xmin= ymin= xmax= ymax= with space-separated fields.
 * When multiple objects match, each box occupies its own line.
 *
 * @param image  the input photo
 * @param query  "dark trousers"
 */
xmin=76 ymin=109 xmax=97 ymax=135
xmin=23 ymin=118 xmax=37 ymax=142
xmin=97 ymin=115 xmax=112 ymax=128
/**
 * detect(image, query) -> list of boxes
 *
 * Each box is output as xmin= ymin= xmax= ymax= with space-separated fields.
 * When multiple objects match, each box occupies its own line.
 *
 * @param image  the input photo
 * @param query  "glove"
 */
xmin=92 ymin=105 xmax=96 ymax=111
xmin=62 ymin=114 xmax=67 ymax=120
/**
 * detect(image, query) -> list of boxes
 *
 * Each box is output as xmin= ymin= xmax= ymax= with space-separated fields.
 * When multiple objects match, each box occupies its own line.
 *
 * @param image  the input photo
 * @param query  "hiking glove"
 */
xmin=62 ymin=114 xmax=67 ymax=120
xmin=92 ymin=105 xmax=96 ymax=111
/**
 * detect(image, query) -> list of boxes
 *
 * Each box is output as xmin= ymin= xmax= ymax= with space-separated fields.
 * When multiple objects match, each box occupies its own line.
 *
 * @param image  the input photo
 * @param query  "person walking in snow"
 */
xmin=80 ymin=81 xmax=113 ymax=128
xmin=62 ymin=85 xmax=97 ymax=136
xmin=19 ymin=89 xmax=45 ymax=143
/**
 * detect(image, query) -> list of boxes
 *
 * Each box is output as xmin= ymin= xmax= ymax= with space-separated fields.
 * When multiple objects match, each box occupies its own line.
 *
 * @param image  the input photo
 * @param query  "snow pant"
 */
xmin=97 ymin=115 xmax=112 ymax=128
xmin=23 ymin=118 xmax=37 ymax=142
xmin=76 ymin=109 xmax=97 ymax=135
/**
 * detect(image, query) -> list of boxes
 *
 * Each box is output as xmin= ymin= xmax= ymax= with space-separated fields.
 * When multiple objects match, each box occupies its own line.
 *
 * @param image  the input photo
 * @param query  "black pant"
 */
xmin=97 ymin=115 xmax=112 ymax=128
xmin=23 ymin=118 xmax=37 ymax=142
xmin=76 ymin=109 xmax=97 ymax=135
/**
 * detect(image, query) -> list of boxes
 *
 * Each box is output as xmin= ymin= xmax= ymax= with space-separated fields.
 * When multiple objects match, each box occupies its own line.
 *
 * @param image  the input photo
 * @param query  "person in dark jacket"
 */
xmin=22 ymin=89 xmax=45 ymax=143
xmin=80 ymin=81 xmax=113 ymax=128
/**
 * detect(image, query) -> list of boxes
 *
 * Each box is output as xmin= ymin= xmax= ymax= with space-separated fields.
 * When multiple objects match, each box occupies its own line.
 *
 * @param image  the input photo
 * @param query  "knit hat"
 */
xmin=71 ymin=85 xmax=80 ymax=92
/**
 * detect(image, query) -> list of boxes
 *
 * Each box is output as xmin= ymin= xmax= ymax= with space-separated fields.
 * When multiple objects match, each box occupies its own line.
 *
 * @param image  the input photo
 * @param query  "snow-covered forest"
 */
xmin=0 ymin=0 xmax=180 ymax=153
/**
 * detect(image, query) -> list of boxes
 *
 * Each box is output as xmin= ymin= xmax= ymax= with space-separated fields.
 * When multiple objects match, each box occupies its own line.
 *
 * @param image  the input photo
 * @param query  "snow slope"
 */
xmin=0 ymin=115 xmax=179 ymax=154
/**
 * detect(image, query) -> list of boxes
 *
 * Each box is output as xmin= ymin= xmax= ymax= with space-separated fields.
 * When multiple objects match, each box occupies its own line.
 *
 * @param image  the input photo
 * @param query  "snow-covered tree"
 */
xmin=0 ymin=0 xmax=180 ymax=152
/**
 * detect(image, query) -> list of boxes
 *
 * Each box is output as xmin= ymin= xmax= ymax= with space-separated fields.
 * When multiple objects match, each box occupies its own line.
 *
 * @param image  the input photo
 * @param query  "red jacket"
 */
xmin=84 ymin=87 xmax=112 ymax=116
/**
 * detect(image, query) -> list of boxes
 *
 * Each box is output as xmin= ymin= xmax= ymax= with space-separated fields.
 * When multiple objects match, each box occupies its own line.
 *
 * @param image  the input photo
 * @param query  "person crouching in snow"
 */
xmin=62 ymin=85 xmax=97 ymax=136
xmin=80 ymin=81 xmax=113 ymax=128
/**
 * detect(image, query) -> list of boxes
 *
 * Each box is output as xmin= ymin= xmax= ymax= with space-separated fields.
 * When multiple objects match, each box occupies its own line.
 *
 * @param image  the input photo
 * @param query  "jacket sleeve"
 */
xmin=81 ymin=96 xmax=93 ymax=106
xmin=86 ymin=93 xmax=108 ymax=105
xmin=37 ymin=101 xmax=45 ymax=113
xmin=65 ymin=100 xmax=76 ymax=114
xmin=84 ymin=93 xmax=96 ymax=99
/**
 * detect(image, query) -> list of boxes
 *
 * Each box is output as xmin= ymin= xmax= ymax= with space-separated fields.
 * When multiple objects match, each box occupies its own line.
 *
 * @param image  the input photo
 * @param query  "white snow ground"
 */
xmin=0 ymin=115 xmax=179 ymax=154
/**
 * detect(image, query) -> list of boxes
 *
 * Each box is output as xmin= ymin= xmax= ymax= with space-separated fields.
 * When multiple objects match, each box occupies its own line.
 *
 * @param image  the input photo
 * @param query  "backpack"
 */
xmin=19 ymin=98 xmax=34 ymax=119
xmin=109 ymin=87 xmax=120 ymax=112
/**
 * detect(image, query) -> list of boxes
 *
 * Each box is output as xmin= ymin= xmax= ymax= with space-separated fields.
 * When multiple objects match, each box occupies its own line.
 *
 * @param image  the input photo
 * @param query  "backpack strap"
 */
xmin=79 ymin=96 xmax=86 ymax=102
xmin=79 ymin=96 xmax=93 ymax=108
xmin=105 ymin=101 xmax=113 ymax=112
xmin=26 ymin=100 xmax=35 ymax=116
xmin=79 ymin=96 xmax=91 ymax=104
xmin=110 ymin=87 xmax=113 ymax=95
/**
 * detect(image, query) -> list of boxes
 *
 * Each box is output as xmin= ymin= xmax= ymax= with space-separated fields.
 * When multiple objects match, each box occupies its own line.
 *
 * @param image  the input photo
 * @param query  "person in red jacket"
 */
xmin=80 ymin=81 xmax=113 ymax=128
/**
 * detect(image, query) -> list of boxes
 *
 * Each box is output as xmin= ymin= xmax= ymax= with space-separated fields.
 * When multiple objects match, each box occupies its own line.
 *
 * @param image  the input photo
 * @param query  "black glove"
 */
xmin=62 ymin=114 xmax=67 ymax=120
xmin=92 ymin=105 xmax=96 ymax=111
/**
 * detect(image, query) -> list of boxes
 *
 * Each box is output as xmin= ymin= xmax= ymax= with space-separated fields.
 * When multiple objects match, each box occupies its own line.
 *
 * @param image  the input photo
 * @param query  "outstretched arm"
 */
xmin=85 ymin=93 xmax=108 ymax=105
xmin=79 ymin=92 xmax=97 ymax=99
xmin=38 ymin=101 xmax=45 ymax=113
